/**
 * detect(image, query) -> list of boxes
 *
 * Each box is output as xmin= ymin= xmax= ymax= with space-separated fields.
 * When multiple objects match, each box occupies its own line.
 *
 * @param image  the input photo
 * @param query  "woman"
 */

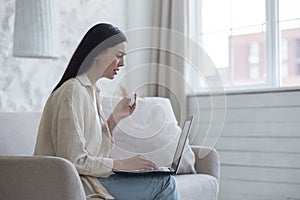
xmin=34 ymin=23 xmax=180 ymax=200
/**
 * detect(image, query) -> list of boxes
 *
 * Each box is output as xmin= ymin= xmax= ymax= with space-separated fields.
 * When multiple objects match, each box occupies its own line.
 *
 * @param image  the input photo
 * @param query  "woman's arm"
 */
xmin=56 ymin=99 xmax=114 ymax=177
xmin=107 ymin=114 xmax=118 ymax=132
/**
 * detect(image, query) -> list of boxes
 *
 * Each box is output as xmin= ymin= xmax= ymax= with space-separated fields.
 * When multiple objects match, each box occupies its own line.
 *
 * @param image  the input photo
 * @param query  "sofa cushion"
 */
xmin=175 ymin=174 xmax=219 ymax=199
xmin=101 ymin=96 xmax=196 ymax=174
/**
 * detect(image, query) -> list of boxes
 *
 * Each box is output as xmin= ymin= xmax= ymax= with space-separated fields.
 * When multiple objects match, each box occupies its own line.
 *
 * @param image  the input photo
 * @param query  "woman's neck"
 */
xmin=85 ymin=70 xmax=98 ymax=85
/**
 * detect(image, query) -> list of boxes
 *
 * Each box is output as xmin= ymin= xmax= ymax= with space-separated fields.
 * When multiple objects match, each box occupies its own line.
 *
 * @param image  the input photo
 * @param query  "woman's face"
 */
xmin=96 ymin=42 xmax=127 ymax=80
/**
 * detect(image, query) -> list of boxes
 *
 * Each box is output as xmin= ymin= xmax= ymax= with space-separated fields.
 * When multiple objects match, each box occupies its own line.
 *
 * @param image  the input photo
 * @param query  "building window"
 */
xmin=248 ymin=42 xmax=260 ymax=80
xmin=281 ymin=38 xmax=288 ymax=77
xmin=296 ymin=39 xmax=300 ymax=75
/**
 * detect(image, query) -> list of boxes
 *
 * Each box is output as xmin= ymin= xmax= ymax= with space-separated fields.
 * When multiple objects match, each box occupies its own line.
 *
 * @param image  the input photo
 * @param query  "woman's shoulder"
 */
xmin=54 ymin=78 xmax=75 ymax=94
xmin=52 ymin=78 xmax=88 ymax=102
xmin=42 ymin=79 xmax=84 ymax=119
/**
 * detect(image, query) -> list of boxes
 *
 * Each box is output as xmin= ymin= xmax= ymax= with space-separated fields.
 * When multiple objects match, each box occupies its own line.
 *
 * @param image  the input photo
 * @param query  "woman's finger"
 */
xmin=139 ymin=155 xmax=158 ymax=168
xmin=144 ymin=161 xmax=157 ymax=169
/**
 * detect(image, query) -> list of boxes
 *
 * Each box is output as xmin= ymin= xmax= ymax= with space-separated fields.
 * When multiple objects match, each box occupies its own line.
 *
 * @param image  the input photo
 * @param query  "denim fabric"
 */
xmin=99 ymin=174 xmax=180 ymax=200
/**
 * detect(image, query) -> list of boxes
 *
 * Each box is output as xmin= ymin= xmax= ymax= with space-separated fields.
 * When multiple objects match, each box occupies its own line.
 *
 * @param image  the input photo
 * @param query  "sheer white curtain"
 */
xmin=125 ymin=0 xmax=203 ymax=124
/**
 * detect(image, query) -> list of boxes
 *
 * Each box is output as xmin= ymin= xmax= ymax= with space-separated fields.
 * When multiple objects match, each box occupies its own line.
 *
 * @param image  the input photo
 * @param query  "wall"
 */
xmin=188 ymin=88 xmax=300 ymax=199
xmin=0 ymin=0 xmax=127 ymax=112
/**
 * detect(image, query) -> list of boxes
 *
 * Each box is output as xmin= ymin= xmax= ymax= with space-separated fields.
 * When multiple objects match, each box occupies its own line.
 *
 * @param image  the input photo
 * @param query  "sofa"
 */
xmin=0 ymin=97 xmax=220 ymax=200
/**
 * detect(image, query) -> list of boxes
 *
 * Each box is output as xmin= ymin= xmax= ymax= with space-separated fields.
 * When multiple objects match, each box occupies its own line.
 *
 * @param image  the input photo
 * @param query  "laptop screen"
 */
xmin=171 ymin=115 xmax=193 ymax=172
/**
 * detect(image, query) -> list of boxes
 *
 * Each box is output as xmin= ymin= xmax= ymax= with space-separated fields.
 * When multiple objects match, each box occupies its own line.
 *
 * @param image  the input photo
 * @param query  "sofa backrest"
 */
xmin=0 ymin=97 xmax=196 ymax=174
xmin=0 ymin=112 xmax=41 ymax=156
xmin=0 ymin=97 xmax=176 ymax=157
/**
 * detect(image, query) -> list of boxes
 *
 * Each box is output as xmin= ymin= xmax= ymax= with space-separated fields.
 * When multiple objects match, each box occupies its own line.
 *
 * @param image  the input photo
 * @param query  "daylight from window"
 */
xmin=198 ymin=0 xmax=300 ymax=89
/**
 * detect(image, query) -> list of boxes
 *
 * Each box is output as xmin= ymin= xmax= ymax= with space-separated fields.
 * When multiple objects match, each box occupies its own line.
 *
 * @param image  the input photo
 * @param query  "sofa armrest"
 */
xmin=0 ymin=156 xmax=86 ymax=200
xmin=191 ymin=146 xmax=220 ymax=182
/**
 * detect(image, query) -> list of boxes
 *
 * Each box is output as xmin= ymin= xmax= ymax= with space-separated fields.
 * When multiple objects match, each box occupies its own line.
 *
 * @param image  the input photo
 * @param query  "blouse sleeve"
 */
xmin=54 ymin=96 xmax=113 ymax=178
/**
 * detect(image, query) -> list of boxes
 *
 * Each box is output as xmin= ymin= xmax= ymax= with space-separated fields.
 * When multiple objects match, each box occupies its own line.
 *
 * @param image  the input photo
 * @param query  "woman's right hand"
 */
xmin=113 ymin=155 xmax=158 ymax=171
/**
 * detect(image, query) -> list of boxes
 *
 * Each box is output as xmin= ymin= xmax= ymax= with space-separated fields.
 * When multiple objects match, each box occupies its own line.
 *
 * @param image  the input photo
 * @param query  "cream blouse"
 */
xmin=34 ymin=73 xmax=115 ymax=199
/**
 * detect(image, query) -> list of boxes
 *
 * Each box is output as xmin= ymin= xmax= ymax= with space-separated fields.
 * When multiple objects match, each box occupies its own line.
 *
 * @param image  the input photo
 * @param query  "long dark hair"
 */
xmin=52 ymin=23 xmax=127 ymax=93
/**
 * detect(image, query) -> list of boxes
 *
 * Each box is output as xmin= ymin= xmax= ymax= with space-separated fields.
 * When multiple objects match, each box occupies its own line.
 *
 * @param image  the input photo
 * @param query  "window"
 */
xmin=195 ymin=0 xmax=300 ymax=90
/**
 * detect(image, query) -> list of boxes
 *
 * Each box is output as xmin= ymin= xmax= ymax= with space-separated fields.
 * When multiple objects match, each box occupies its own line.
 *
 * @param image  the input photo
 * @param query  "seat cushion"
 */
xmin=175 ymin=174 xmax=219 ymax=200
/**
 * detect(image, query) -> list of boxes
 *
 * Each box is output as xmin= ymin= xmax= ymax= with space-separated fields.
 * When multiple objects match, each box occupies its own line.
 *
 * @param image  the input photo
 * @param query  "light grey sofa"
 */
xmin=0 ymin=111 xmax=220 ymax=200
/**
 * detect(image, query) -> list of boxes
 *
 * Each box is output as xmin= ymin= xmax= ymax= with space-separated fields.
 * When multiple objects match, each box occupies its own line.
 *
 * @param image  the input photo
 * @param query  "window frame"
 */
xmin=266 ymin=0 xmax=280 ymax=87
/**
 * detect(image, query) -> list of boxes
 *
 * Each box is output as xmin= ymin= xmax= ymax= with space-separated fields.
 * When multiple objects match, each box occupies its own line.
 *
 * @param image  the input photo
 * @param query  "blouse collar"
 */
xmin=77 ymin=73 xmax=93 ymax=87
xmin=77 ymin=73 xmax=101 ymax=93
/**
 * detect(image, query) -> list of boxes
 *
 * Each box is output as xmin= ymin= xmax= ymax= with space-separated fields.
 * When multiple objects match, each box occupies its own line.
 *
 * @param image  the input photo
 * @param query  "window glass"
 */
xmin=231 ymin=0 xmax=265 ymax=29
xmin=281 ymin=38 xmax=288 ymax=78
xmin=229 ymin=28 xmax=265 ymax=86
xmin=200 ymin=0 xmax=265 ymax=88
xmin=279 ymin=0 xmax=300 ymax=86
xmin=201 ymin=0 xmax=231 ymax=33
xmin=279 ymin=0 xmax=300 ymax=22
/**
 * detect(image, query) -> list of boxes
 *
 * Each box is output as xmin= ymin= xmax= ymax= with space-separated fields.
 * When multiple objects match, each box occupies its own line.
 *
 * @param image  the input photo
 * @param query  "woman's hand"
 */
xmin=107 ymin=94 xmax=136 ymax=131
xmin=113 ymin=155 xmax=158 ymax=171
xmin=114 ymin=93 xmax=137 ymax=121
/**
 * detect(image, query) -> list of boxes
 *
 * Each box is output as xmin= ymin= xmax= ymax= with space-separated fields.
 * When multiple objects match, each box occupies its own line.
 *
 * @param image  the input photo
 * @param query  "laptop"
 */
xmin=113 ymin=115 xmax=194 ymax=175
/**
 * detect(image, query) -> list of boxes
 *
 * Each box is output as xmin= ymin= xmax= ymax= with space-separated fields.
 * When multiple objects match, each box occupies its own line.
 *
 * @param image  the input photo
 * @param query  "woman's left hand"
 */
xmin=108 ymin=94 xmax=136 ymax=131
xmin=114 ymin=94 xmax=136 ymax=121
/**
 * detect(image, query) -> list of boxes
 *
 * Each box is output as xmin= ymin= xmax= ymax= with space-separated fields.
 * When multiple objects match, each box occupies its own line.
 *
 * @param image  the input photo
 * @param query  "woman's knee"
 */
xmin=166 ymin=176 xmax=178 ymax=190
xmin=155 ymin=175 xmax=180 ymax=200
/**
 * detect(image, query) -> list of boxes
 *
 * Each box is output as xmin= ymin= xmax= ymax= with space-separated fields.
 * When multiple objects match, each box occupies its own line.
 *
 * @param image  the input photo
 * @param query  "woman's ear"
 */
xmin=94 ymin=53 xmax=102 ymax=64
xmin=94 ymin=51 xmax=105 ymax=63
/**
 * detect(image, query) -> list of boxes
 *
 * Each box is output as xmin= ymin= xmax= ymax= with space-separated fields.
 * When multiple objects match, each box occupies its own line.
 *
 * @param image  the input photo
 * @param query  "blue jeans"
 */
xmin=98 ymin=174 xmax=180 ymax=200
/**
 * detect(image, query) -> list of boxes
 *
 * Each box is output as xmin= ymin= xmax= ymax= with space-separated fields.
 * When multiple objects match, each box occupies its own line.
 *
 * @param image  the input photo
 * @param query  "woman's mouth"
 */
xmin=113 ymin=68 xmax=120 ymax=75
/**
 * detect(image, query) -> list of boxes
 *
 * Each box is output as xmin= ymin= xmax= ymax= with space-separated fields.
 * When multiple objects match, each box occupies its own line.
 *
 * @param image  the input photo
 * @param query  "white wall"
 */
xmin=188 ymin=89 xmax=300 ymax=199
xmin=0 ymin=0 xmax=127 ymax=112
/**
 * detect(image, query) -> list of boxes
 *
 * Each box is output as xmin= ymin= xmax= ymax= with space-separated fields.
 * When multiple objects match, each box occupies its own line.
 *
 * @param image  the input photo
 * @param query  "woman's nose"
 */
xmin=118 ymin=57 xmax=125 ymax=66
